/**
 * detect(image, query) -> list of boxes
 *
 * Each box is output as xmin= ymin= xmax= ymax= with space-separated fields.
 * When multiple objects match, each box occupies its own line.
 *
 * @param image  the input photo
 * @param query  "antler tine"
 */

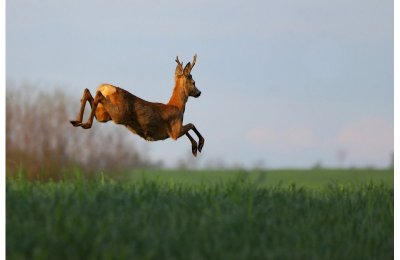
xmin=191 ymin=54 xmax=197 ymax=70
xmin=175 ymin=56 xmax=182 ymax=65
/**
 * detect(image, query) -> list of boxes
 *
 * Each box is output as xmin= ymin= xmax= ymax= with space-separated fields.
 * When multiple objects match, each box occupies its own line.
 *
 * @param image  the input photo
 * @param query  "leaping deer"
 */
xmin=70 ymin=54 xmax=204 ymax=156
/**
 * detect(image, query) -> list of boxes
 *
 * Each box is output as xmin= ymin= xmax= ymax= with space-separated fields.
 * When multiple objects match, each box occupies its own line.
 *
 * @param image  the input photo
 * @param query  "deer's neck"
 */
xmin=168 ymin=82 xmax=188 ymax=112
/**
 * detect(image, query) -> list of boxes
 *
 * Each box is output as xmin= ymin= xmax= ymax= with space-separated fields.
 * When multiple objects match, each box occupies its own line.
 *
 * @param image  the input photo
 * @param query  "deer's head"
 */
xmin=175 ymin=54 xmax=201 ymax=98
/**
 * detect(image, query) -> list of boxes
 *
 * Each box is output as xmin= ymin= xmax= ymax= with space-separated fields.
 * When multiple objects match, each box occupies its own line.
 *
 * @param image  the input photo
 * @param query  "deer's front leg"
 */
xmin=70 ymin=88 xmax=94 ymax=127
xmin=172 ymin=123 xmax=198 ymax=157
xmin=186 ymin=133 xmax=198 ymax=157
xmin=173 ymin=123 xmax=205 ymax=157
xmin=191 ymin=125 xmax=205 ymax=153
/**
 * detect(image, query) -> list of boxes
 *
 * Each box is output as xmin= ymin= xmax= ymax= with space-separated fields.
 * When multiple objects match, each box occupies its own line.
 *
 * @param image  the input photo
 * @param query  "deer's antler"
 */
xmin=190 ymin=54 xmax=197 ymax=71
xmin=175 ymin=56 xmax=183 ymax=66
xmin=175 ymin=56 xmax=184 ymax=76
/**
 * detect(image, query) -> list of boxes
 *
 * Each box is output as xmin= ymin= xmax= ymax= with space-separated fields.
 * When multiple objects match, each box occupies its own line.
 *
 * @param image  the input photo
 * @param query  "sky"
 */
xmin=6 ymin=0 xmax=394 ymax=168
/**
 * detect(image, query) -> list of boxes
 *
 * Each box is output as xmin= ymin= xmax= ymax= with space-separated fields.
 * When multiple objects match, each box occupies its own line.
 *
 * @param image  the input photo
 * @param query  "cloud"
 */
xmin=332 ymin=117 xmax=393 ymax=161
xmin=245 ymin=117 xmax=393 ymax=166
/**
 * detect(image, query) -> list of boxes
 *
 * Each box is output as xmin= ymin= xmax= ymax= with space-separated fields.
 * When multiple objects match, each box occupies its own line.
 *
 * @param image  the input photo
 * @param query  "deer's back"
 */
xmin=98 ymin=84 xmax=178 ymax=141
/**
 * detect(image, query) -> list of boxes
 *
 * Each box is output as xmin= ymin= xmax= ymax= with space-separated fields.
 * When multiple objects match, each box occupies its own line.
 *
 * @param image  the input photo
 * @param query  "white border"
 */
xmin=394 ymin=0 xmax=398 ymax=258
xmin=1 ymin=0 xmax=5 ymax=258
xmin=0 ymin=1 xmax=396 ymax=259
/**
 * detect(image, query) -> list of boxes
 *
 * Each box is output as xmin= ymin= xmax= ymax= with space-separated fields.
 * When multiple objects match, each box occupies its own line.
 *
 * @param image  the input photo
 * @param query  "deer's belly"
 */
xmin=125 ymin=125 xmax=169 ymax=141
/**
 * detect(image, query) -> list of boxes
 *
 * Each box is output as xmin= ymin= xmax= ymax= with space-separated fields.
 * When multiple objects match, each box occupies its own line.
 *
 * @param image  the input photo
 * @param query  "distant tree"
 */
xmin=176 ymin=153 xmax=199 ymax=169
xmin=336 ymin=149 xmax=348 ymax=168
xmin=252 ymin=159 xmax=266 ymax=170
xmin=6 ymin=85 xmax=157 ymax=180
xmin=312 ymin=160 xmax=323 ymax=170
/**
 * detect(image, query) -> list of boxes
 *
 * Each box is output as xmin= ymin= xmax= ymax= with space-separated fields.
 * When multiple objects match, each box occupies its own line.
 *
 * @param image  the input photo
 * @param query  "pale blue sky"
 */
xmin=7 ymin=0 xmax=393 ymax=168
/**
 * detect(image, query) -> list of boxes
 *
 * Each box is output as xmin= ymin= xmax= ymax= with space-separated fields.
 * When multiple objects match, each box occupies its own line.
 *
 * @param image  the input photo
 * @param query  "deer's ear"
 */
xmin=175 ymin=63 xmax=183 ymax=76
xmin=183 ymin=62 xmax=191 ymax=76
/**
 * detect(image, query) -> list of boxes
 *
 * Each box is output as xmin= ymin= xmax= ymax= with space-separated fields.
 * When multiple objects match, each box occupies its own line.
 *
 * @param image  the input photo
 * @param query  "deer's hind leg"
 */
xmin=70 ymin=89 xmax=111 ymax=127
xmin=70 ymin=88 xmax=94 ymax=127
xmin=80 ymin=91 xmax=108 ymax=129
xmin=94 ymin=104 xmax=112 ymax=123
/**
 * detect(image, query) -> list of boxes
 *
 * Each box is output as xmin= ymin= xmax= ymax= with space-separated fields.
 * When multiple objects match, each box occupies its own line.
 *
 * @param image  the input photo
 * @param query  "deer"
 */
xmin=70 ymin=54 xmax=204 ymax=156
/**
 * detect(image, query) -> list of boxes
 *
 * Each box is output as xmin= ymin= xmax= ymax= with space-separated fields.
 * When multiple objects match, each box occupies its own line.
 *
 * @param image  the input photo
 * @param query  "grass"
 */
xmin=126 ymin=168 xmax=394 ymax=189
xmin=6 ymin=169 xmax=393 ymax=259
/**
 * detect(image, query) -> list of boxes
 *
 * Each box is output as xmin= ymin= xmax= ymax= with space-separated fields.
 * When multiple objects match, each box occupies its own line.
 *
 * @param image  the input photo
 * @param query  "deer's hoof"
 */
xmin=81 ymin=123 xmax=92 ymax=129
xmin=192 ymin=146 xmax=198 ymax=157
xmin=198 ymin=139 xmax=204 ymax=153
xmin=70 ymin=120 xmax=82 ymax=127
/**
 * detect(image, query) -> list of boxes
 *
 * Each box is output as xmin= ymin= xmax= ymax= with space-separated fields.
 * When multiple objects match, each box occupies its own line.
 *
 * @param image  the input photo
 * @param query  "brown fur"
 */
xmin=70 ymin=55 xmax=204 ymax=156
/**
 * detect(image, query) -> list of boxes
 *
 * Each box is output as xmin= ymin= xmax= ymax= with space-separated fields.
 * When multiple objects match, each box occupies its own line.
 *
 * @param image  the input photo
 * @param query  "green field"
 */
xmin=126 ymin=168 xmax=394 ymax=189
xmin=7 ymin=169 xmax=393 ymax=259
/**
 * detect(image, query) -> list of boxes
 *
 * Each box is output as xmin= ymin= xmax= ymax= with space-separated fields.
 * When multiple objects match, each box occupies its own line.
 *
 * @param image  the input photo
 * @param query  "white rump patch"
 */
xmin=98 ymin=84 xmax=117 ymax=97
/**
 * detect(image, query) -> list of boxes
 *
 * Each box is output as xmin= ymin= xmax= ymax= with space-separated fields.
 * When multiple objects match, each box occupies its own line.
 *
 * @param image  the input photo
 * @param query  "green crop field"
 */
xmin=7 ymin=169 xmax=393 ymax=259
xmin=126 ymin=168 xmax=393 ymax=189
